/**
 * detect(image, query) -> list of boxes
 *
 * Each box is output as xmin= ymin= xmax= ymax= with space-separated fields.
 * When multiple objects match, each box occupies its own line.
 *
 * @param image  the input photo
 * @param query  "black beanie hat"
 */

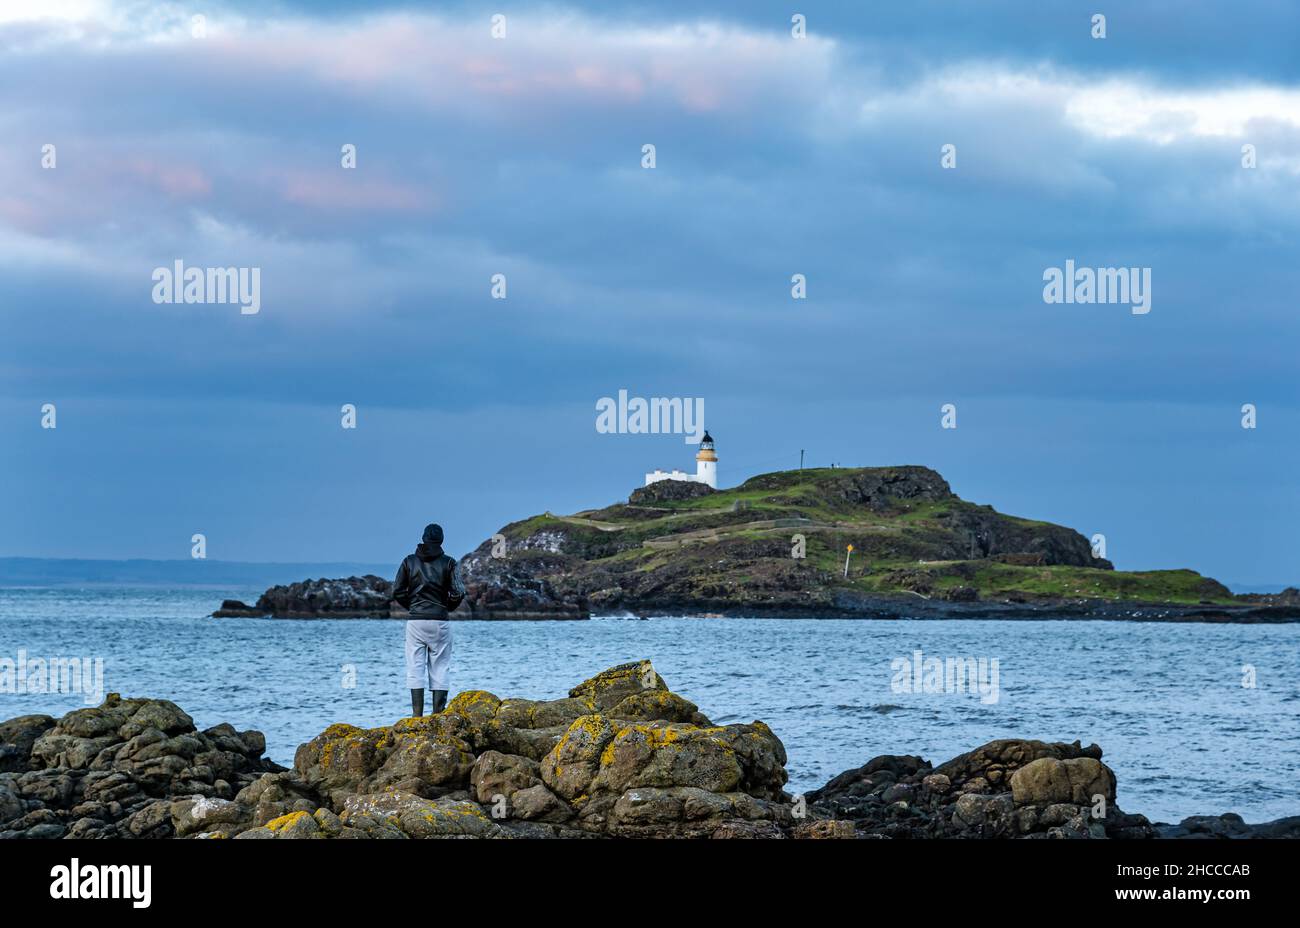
xmin=422 ymin=523 xmax=444 ymax=546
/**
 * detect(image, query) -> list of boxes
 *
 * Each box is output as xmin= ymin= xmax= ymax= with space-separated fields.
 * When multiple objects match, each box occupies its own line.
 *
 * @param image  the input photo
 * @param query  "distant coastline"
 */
xmin=0 ymin=557 xmax=395 ymax=590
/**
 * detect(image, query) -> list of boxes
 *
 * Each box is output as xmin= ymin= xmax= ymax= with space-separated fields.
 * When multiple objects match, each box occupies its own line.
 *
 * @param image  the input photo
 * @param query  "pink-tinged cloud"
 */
xmin=279 ymin=172 xmax=435 ymax=213
xmin=125 ymin=159 xmax=212 ymax=198
xmin=185 ymin=14 xmax=834 ymax=117
xmin=0 ymin=195 xmax=47 ymax=233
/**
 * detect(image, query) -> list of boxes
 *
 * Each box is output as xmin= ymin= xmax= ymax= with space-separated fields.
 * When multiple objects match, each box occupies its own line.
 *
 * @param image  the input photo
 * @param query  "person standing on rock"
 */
xmin=391 ymin=523 xmax=465 ymax=717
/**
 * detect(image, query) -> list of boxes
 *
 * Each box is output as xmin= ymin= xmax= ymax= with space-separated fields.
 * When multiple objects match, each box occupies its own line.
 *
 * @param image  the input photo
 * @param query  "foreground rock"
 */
xmin=806 ymin=740 xmax=1299 ymax=839
xmin=252 ymin=660 xmax=787 ymax=839
xmin=0 ymin=696 xmax=279 ymax=838
xmin=1 ymin=662 xmax=789 ymax=839
xmin=4 ymin=666 xmax=1294 ymax=839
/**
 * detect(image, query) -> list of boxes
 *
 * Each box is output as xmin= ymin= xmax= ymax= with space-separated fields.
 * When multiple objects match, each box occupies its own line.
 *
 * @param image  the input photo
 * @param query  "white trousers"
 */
xmin=405 ymin=619 xmax=452 ymax=690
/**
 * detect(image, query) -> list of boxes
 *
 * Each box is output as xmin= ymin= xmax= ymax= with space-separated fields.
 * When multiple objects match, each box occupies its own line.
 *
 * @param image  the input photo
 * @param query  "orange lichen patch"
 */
xmin=599 ymin=723 xmax=693 ymax=766
xmin=551 ymin=713 xmax=611 ymax=758
xmin=573 ymin=714 xmax=609 ymax=738
xmin=568 ymin=661 xmax=664 ymax=700
xmin=317 ymin=728 xmax=378 ymax=769
xmin=614 ymin=723 xmax=699 ymax=742
xmin=321 ymin=723 xmax=362 ymax=739
xmin=390 ymin=716 xmax=438 ymax=735
xmin=265 ymin=810 xmax=311 ymax=833
xmin=448 ymin=690 xmax=501 ymax=711
xmin=444 ymin=803 xmax=490 ymax=822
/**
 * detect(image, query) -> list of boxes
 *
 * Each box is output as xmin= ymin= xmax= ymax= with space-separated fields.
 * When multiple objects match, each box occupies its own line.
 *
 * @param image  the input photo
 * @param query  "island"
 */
xmin=213 ymin=465 xmax=1300 ymax=622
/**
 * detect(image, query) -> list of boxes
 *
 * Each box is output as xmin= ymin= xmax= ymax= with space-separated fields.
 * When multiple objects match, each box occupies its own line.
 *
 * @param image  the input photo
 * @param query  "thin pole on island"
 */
xmin=843 ymin=544 xmax=854 ymax=578
xmin=800 ymin=449 xmax=805 ymax=470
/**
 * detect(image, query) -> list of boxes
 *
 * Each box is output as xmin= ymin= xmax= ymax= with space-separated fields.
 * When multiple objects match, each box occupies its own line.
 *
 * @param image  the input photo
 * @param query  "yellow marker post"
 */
xmin=843 ymin=544 xmax=854 ymax=578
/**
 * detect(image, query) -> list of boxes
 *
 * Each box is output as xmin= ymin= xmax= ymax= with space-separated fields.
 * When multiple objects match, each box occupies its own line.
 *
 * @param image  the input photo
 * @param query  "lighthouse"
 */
xmin=644 ymin=431 xmax=719 ymax=489
xmin=694 ymin=431 xmax=718 ymax=488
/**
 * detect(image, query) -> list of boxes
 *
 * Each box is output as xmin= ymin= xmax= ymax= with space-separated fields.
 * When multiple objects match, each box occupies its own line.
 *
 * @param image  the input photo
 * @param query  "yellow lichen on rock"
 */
xmin=265 ymin=810 xmax=310 ymax=832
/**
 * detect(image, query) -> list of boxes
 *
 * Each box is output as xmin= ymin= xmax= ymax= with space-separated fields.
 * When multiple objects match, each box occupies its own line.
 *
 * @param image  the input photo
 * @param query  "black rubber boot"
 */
xmin=430 ymin=690 xmax=448 ymax=714
xmin=410 ymin=688 xmax=424 ymax=718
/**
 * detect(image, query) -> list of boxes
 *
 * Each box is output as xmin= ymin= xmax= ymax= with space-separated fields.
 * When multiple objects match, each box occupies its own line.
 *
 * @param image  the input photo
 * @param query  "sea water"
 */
xmin=2 ymin=587 xmax=1297 ymax=824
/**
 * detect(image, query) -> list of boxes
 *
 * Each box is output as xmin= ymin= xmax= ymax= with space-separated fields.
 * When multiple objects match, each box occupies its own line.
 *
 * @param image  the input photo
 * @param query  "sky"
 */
xmin=1 ymin=1 xmax=1297 ymax=586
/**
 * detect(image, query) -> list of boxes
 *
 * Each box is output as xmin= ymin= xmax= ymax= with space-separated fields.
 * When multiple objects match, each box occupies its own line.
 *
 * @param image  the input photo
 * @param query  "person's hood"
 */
xmin=416 ymin=522 xmax=445 ymax=560
xmin=415 ymin=543 xmax=443 ymax=561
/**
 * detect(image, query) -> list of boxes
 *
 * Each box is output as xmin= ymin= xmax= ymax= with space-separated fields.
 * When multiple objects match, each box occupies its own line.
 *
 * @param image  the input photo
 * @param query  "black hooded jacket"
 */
xmin=392 ymin=543 xmax=466 ymax=618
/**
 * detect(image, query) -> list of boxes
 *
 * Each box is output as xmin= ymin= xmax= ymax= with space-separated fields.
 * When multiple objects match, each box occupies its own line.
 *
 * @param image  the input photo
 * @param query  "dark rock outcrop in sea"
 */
xmin=2 ymin=662 xmax=1293 ymax=839
xmin=453 ymin=549 xmax=589 ymax=620
xmin=806 ymin=740 xmax=1300 ymax=839
xmin=213 ymin=570 xmax=588 ymax=620
xmin=214 ymin=575 xmax=393 ymax=618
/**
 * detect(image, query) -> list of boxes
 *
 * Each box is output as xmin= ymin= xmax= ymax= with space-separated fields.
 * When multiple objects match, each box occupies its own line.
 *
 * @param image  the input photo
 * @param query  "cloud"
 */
xmin=2 ymin=0 xmax=1298 ymax=574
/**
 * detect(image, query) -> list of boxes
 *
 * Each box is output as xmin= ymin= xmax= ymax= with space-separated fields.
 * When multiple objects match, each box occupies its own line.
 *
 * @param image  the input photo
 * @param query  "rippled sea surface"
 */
xmin=2 ymin=587 xmax=1297 ymax=823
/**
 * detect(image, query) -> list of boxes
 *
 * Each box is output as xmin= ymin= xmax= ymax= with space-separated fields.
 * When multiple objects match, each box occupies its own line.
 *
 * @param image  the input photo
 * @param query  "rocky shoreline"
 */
xmin=587 ymin=597 xmax=1300 ymax=623
xmin=2 ymin=661 xmax=1294 ymax=840
xmin=213 ymin=580 xmax=1300 ymax=623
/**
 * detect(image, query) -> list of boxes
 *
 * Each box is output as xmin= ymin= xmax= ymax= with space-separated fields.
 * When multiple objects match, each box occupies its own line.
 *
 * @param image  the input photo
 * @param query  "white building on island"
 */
xmin=645 ymin=431 xmax=718 ymax=489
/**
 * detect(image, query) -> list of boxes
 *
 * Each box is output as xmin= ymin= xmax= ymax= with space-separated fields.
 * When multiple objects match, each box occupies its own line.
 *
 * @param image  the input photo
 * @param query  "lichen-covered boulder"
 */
xmin=806 ymin=738 xmax=1146 ymax=839
xmin=292 ymin=715 xmax=474 ymax=806
xmin=0 ymin=693 xmax=277 ymax=839
xmin=568 ymin=660 xmax=667 ymax=711
xmin=470 ymin=750 xmax=541 ymax=804
xmin=538 ymin=713 xmax=789 ymax=837
xmin=442 ymin=663 xmax=709 ymax=763
xmin=443 ymin=691 xmax=502 ymax=738
xmin=540 ymin=714 xmax=616 ymax=800
xmin=340 ymin=791 xmax=502 ymax=838
xmin=591 ymin=721 xmax=786 ymax=797
xmin=1009 ymin=756 xmax=1116 ymax=807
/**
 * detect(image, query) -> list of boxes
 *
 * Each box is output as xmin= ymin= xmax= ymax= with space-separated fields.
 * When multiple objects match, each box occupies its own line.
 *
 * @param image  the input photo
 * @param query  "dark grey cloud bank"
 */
xmin=1 ymin=1 xmax=1296 ymax=586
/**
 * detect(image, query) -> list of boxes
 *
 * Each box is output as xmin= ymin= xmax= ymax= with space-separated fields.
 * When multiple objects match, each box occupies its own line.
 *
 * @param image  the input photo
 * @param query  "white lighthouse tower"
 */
xmin=694 ymin=431 xmax=717 ymax=488
xmin=644 ymin=431 xmax=719 ymax=489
